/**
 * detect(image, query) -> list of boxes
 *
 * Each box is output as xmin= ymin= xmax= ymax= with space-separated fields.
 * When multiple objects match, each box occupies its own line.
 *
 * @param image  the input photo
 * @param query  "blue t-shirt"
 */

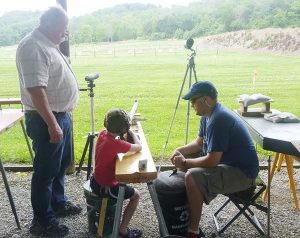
xmin=198 ymin=103 xmax=259 ymax=178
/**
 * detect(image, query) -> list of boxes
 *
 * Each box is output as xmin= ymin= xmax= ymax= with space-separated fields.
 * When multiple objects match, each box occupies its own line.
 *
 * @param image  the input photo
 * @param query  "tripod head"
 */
xmin=184 ymin=38 xmax=196 ymax=68
xmin=185 ymin=38 xmax=196 ymax=55
xmin=80 ymin=72 xmax=100 ymax=97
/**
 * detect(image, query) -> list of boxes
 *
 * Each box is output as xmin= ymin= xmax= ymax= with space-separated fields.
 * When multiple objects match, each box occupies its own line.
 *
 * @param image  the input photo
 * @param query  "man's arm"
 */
xmin=170 ymin=136 xmax=203 ymax=163
xmin=27 ymin=86 xmax=63 ymax=144
xmin=173 ymin=151 xmax=223 ymax=169
xmin=123 ymin=130 xmax=142 ymax=157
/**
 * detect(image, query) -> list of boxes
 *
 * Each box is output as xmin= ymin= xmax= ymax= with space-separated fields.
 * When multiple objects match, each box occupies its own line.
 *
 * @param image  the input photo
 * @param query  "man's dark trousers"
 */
xmin=25 ymin=112 xmax=72 ymax=226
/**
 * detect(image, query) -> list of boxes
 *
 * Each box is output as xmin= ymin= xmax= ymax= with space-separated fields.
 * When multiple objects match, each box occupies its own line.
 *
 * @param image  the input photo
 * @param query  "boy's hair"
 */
xmin=104 ymin=109 xmax=130 ymax=134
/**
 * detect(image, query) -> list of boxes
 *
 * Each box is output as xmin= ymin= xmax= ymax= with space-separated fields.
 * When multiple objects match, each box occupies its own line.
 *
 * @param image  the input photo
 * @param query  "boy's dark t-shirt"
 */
xmin=94 ymin=130 xmax=131 ymax=186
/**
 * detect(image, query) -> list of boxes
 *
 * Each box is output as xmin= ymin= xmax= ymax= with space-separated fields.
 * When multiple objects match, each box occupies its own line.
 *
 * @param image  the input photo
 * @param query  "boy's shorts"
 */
xmin=90 ymin=176 xmax=135 ymax=200
xmin=189 ymin=164 xmax=255 ymax=205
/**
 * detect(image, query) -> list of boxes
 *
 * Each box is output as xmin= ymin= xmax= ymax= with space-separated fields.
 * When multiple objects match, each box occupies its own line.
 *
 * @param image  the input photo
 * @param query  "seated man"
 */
xmin=170 ymin=81 xmax=259 ymax=238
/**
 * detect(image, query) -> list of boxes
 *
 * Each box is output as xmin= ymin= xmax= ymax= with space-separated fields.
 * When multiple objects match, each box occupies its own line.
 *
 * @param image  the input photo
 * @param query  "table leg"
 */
xmin=147 ymin=181 xmax=169 ymax=237
xmin=286 ymin=156 xmax=299 ymax=210
xmin=276 ymin=153 xmax=284 ymax=172
xmin=111 ymin=183 xmax=125 ymax=238
xmin=20 ymin=119 xmax=34 ymax=160
xmin=0 ymin=158 xmax=21 ymax=229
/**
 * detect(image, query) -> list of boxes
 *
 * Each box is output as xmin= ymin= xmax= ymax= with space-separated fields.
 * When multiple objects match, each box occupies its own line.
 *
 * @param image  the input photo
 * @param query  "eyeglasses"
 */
xmin=190 ymin=96 xmax=204 ymax=105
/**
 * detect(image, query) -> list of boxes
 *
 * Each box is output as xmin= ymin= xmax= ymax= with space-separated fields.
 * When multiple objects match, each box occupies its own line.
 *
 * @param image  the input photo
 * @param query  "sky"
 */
xmin=0 ymin=0 xmax=198 ymax=17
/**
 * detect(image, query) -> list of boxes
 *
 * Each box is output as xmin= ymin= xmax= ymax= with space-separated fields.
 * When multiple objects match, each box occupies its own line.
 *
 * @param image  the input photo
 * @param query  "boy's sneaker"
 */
xmin=54 ymin=201 xmax=82 ymax=217
xmin=29 ymin=219 xmax=69 ymax=237
xmin=119 ymin=227 xmax=143 ymax=238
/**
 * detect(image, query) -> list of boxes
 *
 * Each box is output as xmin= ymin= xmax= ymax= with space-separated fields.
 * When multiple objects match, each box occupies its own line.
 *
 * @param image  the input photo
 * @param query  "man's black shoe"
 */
xmin=29 ymin=219 xmax=69 ymax=237
xmin=54 ymin=201 xmax=82 ymax=217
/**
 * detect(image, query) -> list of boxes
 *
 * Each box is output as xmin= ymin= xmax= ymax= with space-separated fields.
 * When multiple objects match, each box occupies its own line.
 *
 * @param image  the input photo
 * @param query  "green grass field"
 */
xmin=1 ymin=40 xmax=300 ymax=164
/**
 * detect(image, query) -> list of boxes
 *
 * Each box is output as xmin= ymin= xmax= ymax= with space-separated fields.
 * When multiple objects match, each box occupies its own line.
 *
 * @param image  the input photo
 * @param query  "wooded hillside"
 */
xmin=0 ymin=0 xmax=299 ymax=46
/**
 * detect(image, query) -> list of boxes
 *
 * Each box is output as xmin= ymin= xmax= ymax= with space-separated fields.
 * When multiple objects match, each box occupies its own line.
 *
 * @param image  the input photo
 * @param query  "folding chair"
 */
xmin=213 ymin=176 xmax=268 ymax=236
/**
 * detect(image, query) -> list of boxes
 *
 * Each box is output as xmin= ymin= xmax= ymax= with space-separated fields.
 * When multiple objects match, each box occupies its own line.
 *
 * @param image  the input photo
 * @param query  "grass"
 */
xmin=1 ymin=40 xmax=300 ymax=164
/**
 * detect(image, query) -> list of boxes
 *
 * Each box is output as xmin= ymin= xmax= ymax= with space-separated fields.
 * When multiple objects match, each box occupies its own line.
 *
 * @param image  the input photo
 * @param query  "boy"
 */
xmin=90 ymin=108 xmax=143 ymax=238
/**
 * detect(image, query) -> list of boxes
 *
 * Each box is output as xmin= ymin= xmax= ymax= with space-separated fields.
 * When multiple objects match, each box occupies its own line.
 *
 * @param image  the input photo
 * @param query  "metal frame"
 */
xmin=213 ymin=177 xmax=268 ymax=236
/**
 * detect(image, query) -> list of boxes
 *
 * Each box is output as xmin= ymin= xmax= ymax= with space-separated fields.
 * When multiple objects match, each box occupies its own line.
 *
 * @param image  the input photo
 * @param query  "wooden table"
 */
xmin=0 ymin=109 xmax=33 ymax=159
xmin=109 ymin=121 xmax=160 ymax=238
xmin=116 ymin=122 xmax=157 ymax=183
xmin=0 ymin=109 xmax=26 ymax=229
xmin=0 ymin=98 xmax=23 ymax=107
xmin=0 ymin=108 xmax=35 ymax=229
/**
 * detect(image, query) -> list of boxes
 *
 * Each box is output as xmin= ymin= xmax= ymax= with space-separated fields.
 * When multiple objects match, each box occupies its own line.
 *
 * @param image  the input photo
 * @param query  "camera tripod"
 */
xmin=76 ymin=72 xmax=99 ymax=180
xmin=161 ymin=44 xmax=198 ymax=161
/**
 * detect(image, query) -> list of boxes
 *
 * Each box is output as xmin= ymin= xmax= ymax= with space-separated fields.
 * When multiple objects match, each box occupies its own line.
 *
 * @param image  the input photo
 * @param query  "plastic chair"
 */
xmin=213 ymin=176 xmax=267 ymax=235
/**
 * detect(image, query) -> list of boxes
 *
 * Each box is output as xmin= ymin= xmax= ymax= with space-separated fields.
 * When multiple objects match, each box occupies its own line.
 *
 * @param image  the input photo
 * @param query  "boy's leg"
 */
xmin=119 ymin=189 xmax=139 ymax=234
xmin=109 ymin=184 xmax=140 ymax=235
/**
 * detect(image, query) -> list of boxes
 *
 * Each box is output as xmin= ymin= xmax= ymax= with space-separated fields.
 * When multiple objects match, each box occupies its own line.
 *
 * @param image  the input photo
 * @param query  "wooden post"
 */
xmin=56 ymin=0 xmax=70 ymax=58
xmin=57 ymin=0 xmax=75 ymax=174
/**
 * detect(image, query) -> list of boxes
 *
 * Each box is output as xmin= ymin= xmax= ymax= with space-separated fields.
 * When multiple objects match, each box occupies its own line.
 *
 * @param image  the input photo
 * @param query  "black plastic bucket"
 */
xmin=83 ymin=181 xmax=116 ymax=236
xmin=153 ymin=170 xmax=189 ymax=236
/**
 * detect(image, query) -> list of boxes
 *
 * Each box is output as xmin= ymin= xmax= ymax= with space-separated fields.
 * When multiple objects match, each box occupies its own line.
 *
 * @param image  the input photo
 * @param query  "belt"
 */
xmin=25 ymin=110 xmax=67 ymax=116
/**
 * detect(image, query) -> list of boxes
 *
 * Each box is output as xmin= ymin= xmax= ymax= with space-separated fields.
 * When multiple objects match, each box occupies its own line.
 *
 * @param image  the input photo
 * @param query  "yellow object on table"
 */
xmin=263 ymin=153 xmax=299 ymax=210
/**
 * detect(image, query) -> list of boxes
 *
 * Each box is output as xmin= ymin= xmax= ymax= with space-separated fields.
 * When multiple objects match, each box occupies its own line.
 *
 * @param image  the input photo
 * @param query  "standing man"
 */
xmin=170 ymin=81 xmax=259 ymax=238
xmin=16 ymin=6 xmax=81 ymax=237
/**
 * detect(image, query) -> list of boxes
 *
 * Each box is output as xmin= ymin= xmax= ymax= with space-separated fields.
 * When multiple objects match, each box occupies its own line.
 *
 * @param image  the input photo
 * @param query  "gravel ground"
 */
xmin=1 ymin=167 xmax=300 ymax=238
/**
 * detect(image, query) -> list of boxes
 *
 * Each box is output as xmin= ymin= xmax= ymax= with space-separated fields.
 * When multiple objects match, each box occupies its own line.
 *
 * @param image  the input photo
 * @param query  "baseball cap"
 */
xmin=182 ymin=81 xmax=218 ymax=100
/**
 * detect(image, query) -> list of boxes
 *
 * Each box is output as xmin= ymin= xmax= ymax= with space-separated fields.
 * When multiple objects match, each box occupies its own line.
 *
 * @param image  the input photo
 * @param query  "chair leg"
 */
xmin=235 ymin=202 xmax=265 ymax=235
xmin=214 ymin=198 xmax=231 ymax=216
xmin=263 ymin=152 xmax=279 ymax=201
xmin=97 ymin=188 xmax=109 ymax=237
xmin=214 ymin=199 xmax=251 ymax=234
xmin=286 ymin=156 xmax=299 ymax=210
xmin=214 ymin=183 xmax=267 ymax=236
xmin=213 ymin=198 xmax=232 ymax=233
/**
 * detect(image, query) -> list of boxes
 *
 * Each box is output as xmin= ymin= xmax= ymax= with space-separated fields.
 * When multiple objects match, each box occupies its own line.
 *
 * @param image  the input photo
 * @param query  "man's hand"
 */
xmin=48 ymin=123 xmax=63 ymax=143
xmin=170 ymin=150 xmax=186 ymax=169
xmin=173 ymin=152 xmax=186 ymax=169
xmin=169 ymin=150 xmax=180 ymax=165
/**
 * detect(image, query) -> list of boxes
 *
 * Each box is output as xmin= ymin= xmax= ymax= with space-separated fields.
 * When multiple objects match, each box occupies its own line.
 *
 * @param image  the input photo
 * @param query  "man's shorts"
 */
xmin=189 ymin=164 xmax=255 ymax=205
xmin=90 ymin=176 xmax=135 ymax=200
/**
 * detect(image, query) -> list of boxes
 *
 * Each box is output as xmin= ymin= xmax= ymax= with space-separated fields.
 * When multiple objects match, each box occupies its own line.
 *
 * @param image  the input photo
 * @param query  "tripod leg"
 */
xmin=76 ymin=134 xmax=90 ymax=175
xmin=87 ymin=134 xmax=95 ymax=180
xmin=185 ymin=66 xmax=194 ymax=144
xmin=192 ymin=65 xmax=198 ymax=82
xmin=185 ymin=64 xmax=198 ymax=144
xmin=161 ymin=64 xmax=190 ymax=161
